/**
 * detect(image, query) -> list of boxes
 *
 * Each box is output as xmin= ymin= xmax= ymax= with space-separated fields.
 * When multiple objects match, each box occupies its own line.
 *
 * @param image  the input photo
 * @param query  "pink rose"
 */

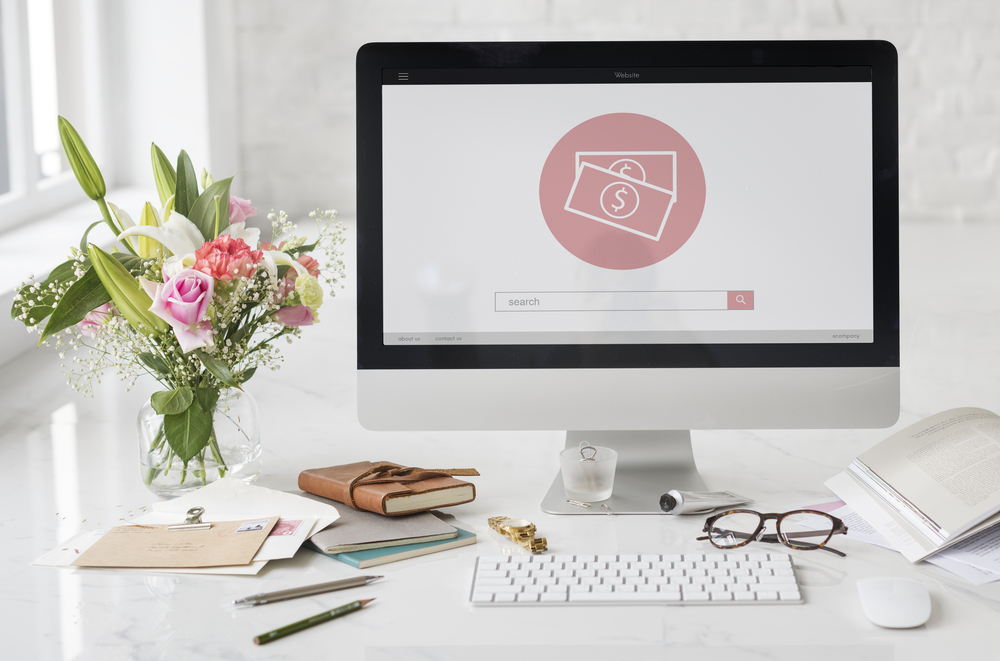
xmin=77 ymin=303 xmax=113 ymax=337
xmin=274 ymin=304 xmax=314 ymax=327
xmin=149 ymin=269 xmax=215 ymax=353
xmin=229 ymin=196 xmax=257 ymax=225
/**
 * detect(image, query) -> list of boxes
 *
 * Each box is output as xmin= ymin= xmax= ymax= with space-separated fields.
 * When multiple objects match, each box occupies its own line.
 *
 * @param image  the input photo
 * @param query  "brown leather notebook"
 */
xmin=298 ymin=461 xmax=479 ymax=516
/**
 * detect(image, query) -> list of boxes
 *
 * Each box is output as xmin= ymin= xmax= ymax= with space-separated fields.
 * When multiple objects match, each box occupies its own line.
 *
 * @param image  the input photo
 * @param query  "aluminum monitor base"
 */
xmin=540 ymin=430 xmax=708 ymax=515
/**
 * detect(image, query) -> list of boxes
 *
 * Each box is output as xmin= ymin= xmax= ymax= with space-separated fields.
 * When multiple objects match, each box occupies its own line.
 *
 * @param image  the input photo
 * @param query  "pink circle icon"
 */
xmin=539 ymin=113 xmax=707 ymax=270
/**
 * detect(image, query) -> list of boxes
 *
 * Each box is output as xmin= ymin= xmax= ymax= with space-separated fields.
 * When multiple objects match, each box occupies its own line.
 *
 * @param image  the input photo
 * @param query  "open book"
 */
xmin=827 ymin=407 xmax=1000 ymax=562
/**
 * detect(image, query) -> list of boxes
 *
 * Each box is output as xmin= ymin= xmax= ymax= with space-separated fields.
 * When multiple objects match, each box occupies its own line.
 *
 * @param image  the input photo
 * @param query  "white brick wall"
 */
xmin=233 ymin=0 xmax=1000 ymax=223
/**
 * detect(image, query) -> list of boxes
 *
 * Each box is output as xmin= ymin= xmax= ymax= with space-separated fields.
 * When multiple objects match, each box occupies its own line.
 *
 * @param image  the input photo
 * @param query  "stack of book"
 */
xmin=827 ymin=407 xmax=1000 ymax=567
xmin=304 ymin=503 xmax=476 ymax=568
xmin=298 ymin=460 xmax=480 ymax=568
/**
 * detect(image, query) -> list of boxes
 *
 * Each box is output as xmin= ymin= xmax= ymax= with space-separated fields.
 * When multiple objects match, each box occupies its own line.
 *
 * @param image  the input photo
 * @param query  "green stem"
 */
xmin=143 ymin=423 xmax=167 ymax=485
xmin=198 ymin=451 xmax=207 ymax=486
xmin=208 ymin=431 xmax=228 ymax=478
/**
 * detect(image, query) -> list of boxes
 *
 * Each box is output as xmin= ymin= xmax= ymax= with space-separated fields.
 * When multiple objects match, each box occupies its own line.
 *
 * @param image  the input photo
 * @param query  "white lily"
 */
xmin=107 ymin=202 xmax=138 ymax=252
xmin=261 ymin=250 xmax=308 ymax=285
xmin=221 ymin=221 xmax=261 ymax=249
xmin=118 ymin=209 xmax=205 ymax=257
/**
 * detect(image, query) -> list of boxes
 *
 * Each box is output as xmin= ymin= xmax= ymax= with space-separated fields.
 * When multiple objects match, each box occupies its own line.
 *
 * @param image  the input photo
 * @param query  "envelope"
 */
xmin=143 ymin=478 xmax=341 ymax=561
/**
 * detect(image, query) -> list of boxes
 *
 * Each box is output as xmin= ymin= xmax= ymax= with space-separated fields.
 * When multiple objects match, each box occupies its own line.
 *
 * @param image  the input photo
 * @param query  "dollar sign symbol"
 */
xmin=612 ymin=187 xmax=629 ymax=212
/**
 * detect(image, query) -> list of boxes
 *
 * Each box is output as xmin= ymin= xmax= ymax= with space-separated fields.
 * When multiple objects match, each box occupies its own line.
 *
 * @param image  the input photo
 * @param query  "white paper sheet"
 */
xmin=149 ymin=478 xmax=340 ymax=538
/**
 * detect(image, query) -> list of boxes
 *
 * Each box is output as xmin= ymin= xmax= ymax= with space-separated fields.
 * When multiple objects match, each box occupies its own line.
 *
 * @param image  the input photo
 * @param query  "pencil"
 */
xmin=252 ymin=598 xmax=375 ymax=645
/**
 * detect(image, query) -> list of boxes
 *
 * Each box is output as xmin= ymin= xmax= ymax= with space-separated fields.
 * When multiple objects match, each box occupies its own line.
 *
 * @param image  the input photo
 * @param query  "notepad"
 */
xmin=310 ymin=527 xmax=477 ymax=568
xmin=303 ymin=495 xmax=459 ymax=553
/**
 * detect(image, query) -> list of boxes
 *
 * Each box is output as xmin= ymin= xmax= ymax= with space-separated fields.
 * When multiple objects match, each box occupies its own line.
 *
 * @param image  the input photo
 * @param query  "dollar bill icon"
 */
xmin=565 ymin=155 xmax=676 ymax=240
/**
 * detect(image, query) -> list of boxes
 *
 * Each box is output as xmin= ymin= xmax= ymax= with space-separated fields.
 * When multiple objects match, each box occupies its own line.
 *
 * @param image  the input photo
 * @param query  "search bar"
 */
xmin=495 ymin=290 xmax=754 ymax=312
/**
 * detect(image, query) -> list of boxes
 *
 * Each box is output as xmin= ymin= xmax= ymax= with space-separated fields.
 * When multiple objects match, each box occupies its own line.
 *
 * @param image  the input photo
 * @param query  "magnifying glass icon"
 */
xmin=736 ymin=295 xmax=746 ymax=305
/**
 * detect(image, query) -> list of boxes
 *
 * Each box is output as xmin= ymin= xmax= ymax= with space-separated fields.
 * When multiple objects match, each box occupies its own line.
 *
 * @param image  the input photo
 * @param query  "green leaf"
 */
xmin=195 ymin=387 xmax=220 ymax=414
xmin=163 ymin=403 xmax=213 ymax=463
xmin=174 ymin=150 xmax=198 ymax=217
xmin=138 ymin=353 xmax=171 ymax=377
xmin=38 ymin=267 xmax=111 ymax=343
xmin=187 ymin=177 xmax=233 ymax=241
xmin=151 ymin=387 xmax=194 ymax=415
xmin=79 ymin=220 xmax=105 ymax=256
xmin=194 ymin=349 xmax=241 ymax=389
xmin=151 ymin=143 xmax=176 ymax=207
xmin=237 ymin=366 xmax=257 ymax=385
xmin=10 ymin=259 xmax=79 ymax=322
xmin=292 ymin=241 xmax=318 ymax=256
xmin=112 ymin=252 xmax=149 ymax=276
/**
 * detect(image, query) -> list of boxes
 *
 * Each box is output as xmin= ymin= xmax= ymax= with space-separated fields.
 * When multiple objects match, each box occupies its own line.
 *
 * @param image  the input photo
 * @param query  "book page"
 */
xmin=857 ymin=407 xmax=1000 ymax=538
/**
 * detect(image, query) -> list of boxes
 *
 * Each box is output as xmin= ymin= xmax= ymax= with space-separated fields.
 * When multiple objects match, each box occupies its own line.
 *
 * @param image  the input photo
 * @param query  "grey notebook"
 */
xmin=298 ymin=491 xmax=458 ymax=554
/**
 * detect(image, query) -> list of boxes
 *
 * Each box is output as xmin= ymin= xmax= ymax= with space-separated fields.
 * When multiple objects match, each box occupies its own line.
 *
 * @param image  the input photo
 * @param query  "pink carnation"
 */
xmin=192 ymin=235 xmax=263 ymax=282
xmin=229 ymin=196 xmax=257 ymax=225
xmin=294 ymin=254 xmax=321 ymax=278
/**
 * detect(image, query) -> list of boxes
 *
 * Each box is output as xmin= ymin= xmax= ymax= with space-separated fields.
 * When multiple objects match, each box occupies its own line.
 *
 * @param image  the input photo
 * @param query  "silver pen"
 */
xmin=232 ymin=575 xmax=383 ymax=607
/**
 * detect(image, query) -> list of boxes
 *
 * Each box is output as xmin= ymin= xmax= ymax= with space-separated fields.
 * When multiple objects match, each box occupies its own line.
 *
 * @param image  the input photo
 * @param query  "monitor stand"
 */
xmin=540 ymin=430 xmax=707 ymax=515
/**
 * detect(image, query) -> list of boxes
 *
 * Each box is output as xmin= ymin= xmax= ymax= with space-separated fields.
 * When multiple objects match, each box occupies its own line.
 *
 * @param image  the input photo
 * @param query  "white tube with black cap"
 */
xmin=658 ymin=490 xmax=752 ymax=515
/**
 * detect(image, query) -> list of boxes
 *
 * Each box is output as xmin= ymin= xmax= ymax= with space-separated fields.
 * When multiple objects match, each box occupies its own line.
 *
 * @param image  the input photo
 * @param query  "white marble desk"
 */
xmin=3 ymin=222 xmax=1000 ymax=660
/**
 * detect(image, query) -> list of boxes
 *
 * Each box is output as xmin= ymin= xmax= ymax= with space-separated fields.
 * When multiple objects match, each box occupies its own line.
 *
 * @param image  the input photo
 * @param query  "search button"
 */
xmin=727 ymin=291 xmax=754 ymax=310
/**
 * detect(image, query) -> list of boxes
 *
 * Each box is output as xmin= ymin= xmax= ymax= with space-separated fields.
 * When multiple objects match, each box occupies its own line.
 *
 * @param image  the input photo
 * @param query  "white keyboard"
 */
xmin=469 ymin=551 xmax=803 ymax=605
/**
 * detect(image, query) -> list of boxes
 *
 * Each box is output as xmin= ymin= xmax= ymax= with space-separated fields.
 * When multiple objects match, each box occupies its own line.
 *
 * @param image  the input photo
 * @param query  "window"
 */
xmin=0 ymin=0 xmax=96 ymax=235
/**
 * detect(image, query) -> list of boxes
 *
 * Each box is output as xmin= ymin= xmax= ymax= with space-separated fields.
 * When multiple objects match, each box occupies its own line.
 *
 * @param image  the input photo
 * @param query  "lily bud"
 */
xmin=138 ymin=202 xmax=163 ymax=259
xmin=58 ymin=116 xmax=106 ymax=200
xmin=88 ymin=245 xmax=168 ymax=336
xmin=151 ymin=143 xmax=177 ymax=207
xmin=201 ymin=167 xmax=214 ymax=189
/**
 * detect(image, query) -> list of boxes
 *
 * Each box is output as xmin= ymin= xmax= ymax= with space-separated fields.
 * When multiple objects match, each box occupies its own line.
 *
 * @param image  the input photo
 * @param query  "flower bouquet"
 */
xmin=10 ymin=117 xmax=345 ymax=496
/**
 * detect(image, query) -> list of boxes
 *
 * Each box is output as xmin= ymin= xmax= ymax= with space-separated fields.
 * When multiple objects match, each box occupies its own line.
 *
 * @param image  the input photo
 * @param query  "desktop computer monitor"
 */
xmin=355 ymin=41 xmax=900 ymax=514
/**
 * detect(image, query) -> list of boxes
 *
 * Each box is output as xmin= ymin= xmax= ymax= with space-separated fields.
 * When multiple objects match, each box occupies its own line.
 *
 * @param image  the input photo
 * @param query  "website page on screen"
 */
xmin=381 ymin=78 xmax=874 ymax=346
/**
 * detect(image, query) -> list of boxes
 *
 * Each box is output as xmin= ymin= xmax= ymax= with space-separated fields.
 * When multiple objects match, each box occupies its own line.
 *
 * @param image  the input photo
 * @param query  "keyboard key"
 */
xmin=540 ymin=592 xmax=567 ymax=602
xmin=516 ymin=593 xmax=539 ymax=602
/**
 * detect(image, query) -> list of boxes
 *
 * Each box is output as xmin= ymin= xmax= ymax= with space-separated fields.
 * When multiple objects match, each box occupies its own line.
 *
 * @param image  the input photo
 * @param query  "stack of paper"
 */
xmin=823 ymin=407 xmax=1000 ymax=585
xmin=33 ymin=478 xmax=341 ymax=575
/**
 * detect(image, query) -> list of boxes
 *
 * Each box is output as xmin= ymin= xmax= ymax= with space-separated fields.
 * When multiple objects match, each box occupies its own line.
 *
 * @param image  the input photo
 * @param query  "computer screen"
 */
xmin=356 ymin=41 xmax=899 ymax=514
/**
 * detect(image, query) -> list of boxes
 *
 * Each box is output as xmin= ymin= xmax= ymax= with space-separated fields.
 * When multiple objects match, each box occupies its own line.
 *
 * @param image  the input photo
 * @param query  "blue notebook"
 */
xmin=309 ymin=526 xmax=477 ymax=568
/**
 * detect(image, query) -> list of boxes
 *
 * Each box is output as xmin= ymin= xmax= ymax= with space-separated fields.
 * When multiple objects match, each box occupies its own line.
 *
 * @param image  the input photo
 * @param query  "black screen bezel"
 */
xmin=357 ymin=41 xmax=899 ymax=371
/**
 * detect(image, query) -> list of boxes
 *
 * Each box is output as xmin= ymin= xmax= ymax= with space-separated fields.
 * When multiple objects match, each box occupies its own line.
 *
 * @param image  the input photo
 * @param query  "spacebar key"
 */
xmin=569 ymin=591 xmax=667 ymax=602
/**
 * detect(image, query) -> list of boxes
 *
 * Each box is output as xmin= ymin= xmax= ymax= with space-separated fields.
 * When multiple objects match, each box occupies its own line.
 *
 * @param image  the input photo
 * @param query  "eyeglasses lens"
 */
xmin=707 ymin=512 xmax=762 ymax=548
xmin=778 ymin=512 xmax=835 ymax=549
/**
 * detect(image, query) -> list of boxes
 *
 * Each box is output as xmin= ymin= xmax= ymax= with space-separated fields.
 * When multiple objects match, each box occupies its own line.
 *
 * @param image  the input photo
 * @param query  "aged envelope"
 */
xmin=72 ymin=516 xmax=279 ymax=568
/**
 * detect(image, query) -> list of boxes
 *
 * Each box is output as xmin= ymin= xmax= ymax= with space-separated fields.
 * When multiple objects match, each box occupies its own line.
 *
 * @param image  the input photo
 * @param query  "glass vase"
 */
xmin=137 ymin=388 xmax=262 ymax=498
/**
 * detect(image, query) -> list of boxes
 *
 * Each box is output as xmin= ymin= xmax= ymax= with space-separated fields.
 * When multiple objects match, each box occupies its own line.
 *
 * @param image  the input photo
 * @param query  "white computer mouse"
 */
xmin=856 ymin=577 xmax=932 ymax=628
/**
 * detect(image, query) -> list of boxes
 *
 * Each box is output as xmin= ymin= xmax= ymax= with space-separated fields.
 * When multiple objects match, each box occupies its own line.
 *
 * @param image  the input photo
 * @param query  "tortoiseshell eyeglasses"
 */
xmin=697 ymin=509 xmax=849 ymax=556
